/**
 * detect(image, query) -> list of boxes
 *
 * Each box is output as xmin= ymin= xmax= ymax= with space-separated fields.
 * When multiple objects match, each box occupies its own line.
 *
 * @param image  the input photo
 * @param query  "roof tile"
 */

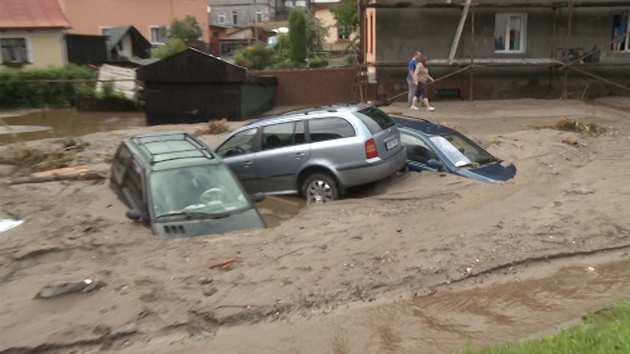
xmin=0 ymin=0 xmax=70 ymax=29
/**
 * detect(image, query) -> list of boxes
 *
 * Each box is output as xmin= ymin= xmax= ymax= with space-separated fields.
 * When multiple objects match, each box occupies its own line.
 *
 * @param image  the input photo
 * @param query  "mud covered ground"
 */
xmin=1 ymin=98 xmax=630 ymax=354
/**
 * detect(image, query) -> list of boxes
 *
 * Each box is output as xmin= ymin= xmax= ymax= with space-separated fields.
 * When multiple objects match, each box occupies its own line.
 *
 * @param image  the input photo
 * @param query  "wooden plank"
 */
xmin=387 ymin=64 xmax=475 ymax=102
xmin=469 ymin=6 xmax=475 ymax=101
xmin=448 ymin=0 xmax=472 ymax=65
xmin=563 ymin=65 xmax=630 ymax=92
xmin=562 ymin=0 xmax=575 ymax=99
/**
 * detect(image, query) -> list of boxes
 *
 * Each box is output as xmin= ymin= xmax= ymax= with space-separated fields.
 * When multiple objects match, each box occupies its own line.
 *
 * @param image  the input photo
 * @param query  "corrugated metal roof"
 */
xmin=0 ymin=0 xmax=70 ymax=29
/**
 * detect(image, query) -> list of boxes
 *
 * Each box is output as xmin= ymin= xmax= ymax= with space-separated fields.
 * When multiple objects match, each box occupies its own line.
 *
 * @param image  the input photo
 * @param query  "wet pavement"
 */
xmin=0 ymin=109 xmax=145 ymax=145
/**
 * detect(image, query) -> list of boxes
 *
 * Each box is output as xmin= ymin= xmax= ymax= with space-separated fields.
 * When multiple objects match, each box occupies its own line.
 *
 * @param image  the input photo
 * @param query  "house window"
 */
xmin=0 ymin=38 xmax=29 ymax=64
xmin=218 ymin=13 xmax=226 ymax=24
xmin=494 ymin=13 xmax=527 ymax=53
xmin=150 ymin=26 xmax=168 ymax=44
xmin=612 ymin=13 xmax=629 ymax=52
xmin=232 ymin=11 xmax=238 ymax=25
xmin=256 ymin=10 xmax=263 ymax=23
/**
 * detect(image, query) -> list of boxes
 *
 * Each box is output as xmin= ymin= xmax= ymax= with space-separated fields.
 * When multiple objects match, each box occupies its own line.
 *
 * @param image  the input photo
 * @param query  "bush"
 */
xmin=152 ymin=38 xmax=187 ymax=59
xmin=234 ymin=44 xmax=274 ymax=70
xmin=0 ymin=66 xmax=96 ymax=108
xmin=308 ymin=56 xmax=329 ymax=68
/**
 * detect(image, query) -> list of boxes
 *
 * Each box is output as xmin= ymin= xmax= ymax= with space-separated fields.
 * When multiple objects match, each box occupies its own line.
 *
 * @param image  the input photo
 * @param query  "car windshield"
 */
xmin=354 ymin=107 xmax=396 ymax=134
xmin=150 ymin=164 xmax=250 ymax=218
xmin=430 ymin=133 xmax=497 ymax=168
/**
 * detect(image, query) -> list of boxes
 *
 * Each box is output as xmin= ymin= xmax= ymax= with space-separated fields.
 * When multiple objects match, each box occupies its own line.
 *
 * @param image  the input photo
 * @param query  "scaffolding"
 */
xmin=357 ymin=0 xmax=630 ymax=102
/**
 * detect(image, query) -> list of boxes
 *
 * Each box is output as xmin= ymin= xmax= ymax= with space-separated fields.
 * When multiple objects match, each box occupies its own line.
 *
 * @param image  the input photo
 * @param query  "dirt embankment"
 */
xmin=1 ymin=99 xmax=630 ymax=354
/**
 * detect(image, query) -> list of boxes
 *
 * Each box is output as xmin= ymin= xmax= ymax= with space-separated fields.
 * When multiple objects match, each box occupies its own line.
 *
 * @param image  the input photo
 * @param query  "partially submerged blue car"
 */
xmin=393 ymin=116 xmax=516 ymax=183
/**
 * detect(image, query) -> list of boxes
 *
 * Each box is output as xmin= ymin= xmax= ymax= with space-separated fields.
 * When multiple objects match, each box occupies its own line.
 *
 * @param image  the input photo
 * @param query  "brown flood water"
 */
xmin=0 ymin=109 xmax=145 ymax=145
xmin=133 ymin=257 xmax=630 ymax=354
xmin=357 ymin=258 xmax=630 ymax=354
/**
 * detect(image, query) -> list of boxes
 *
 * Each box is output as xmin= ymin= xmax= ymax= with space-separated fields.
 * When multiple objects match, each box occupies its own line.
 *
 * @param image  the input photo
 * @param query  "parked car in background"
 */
xmin=215 ymin=105 xmax=407 ymax=204
xmin=110 ymin=133 xmax=266 ymax=238
xmin=393 ymin=116 xmax=517 ymax=183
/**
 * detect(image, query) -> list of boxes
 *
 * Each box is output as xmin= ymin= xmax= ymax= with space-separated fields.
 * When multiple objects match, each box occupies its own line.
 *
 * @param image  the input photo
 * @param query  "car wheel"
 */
xmin=302 ymin=173 xmax=339 ymax=205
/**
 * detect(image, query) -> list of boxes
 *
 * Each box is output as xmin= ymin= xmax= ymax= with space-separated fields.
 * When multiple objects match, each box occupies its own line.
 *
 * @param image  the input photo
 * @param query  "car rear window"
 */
xmin=308 ymin=117 xmax=356 ymax=142
xmin=354 ymin=107 xmax=396 ymax=134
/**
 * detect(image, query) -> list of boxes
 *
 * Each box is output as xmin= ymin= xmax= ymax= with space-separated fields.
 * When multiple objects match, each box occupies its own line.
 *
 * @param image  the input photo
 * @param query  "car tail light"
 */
xmin=365 ymin=138 xmax=378 ymax=159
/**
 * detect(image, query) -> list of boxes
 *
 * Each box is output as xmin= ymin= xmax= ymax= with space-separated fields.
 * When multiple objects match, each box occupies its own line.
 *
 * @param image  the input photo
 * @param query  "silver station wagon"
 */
xmin=215 ymin=105 xmax=406 ymax=204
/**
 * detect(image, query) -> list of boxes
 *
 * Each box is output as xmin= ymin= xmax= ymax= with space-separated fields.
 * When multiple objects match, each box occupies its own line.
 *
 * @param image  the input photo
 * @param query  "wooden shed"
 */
xmin=136 ymin=48 xmax=277 ymax=125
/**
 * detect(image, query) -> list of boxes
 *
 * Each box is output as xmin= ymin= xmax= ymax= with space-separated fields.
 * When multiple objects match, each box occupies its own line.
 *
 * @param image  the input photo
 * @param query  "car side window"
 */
xmin=401 ymin=133 xmax=437 ymax=163
xmin=308 ymin=117 xmax=355 ymax=143
xmin=111 ymin=145 xmax=131 ymax=184
xmin=261 ymin=121 xmax=307 ymax=150
xmin=216 ymin=128 xmax=259 ymax=157
xmin=122 ymin=163 xmax=144 ymax=210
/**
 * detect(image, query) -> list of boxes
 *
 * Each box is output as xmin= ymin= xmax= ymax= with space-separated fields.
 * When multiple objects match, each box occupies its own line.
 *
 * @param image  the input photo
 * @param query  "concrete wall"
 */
xmin=373 ymin=7 xmax=630 ymax=64
xmin=252 ymin=66 xmax=360 ymax=106
xmin=369 ymin=6 xmax=630 ymax=100
xmin=0 ymin=30 xmax=67 ymax=69
xmin=60 ymin=0 xmax=209 ymax=42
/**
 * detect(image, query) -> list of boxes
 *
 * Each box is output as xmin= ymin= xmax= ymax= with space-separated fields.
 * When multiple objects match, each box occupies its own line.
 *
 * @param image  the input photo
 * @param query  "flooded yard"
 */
xmin=0 ymin=109 xmax=145 ymax=145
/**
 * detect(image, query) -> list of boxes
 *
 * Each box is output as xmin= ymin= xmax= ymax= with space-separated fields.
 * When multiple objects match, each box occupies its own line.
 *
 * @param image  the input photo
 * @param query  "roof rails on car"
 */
xmin=131 ymin=133 xmax=214 ymax=165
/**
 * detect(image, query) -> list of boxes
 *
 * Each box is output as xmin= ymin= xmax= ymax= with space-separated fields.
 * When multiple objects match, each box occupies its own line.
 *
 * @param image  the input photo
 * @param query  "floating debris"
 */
xmin=0 ymin=219 xmax=23 ymax=234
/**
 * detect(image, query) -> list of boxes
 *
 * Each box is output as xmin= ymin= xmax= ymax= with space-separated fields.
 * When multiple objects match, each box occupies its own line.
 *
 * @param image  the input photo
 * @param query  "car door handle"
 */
xmin=243 ymin=161 xmax=253 ymax=168
xmin=295 ymin=152 xmax=306 ymax=158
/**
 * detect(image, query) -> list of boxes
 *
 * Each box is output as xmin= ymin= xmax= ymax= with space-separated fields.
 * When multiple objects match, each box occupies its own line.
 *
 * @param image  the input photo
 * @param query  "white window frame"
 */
xmin=256 ymin=10 xmax=263 ymax=23
xmin=0 ymin=36 xmax=33 ymax=65
xmin=494 ymin=13 xmax=528 ymax=54
xmin=232 ymin=10 xmax=239 ymax=25
xmin=149 ymin=25 xmax=168 ymax=45
xmin=612 ymin=11 xmax=630 ymax=53
xmin=217 ymin=12 xmax=226 ymax=24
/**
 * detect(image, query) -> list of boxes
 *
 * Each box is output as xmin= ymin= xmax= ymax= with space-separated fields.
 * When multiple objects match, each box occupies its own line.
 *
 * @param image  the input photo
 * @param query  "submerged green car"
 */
xmin=110 ymin=132 xmax=266 ymax=238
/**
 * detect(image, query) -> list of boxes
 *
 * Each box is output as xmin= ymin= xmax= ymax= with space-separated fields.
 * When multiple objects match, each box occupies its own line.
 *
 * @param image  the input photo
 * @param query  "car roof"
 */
xmin=125 ymin=132 xmax=218 ymax=170
xmin=392 ymin=116 xmax=456 ymax=136
xmin=240 ymin=103 xmax=371 ymax=130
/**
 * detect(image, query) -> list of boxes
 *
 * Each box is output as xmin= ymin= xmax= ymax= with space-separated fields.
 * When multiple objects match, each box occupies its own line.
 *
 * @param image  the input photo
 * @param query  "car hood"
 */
xmin=462 ymin=162 xmax=517 ymax=182
xmin=151 ymin=208 xmax=265 ymax=238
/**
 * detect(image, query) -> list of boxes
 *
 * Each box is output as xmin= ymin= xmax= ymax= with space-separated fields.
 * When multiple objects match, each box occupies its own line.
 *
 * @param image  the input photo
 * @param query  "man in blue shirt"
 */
xmin=407 ymin=51 xmax=422 ymax=106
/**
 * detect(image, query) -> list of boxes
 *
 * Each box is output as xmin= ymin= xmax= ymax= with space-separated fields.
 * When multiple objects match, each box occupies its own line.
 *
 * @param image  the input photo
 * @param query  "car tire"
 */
xmin=302 ymin=173 xmax=339 ymax=205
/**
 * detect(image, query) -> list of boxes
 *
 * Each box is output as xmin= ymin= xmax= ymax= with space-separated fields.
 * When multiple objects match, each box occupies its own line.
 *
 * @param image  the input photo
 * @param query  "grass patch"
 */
xmin=462 ymin=301 xmax=630 ymax=354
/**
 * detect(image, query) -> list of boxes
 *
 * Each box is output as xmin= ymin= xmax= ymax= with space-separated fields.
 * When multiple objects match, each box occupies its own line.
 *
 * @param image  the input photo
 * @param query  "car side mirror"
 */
xmin=126 ymin=209 xmax=148 ymax=223
xmin=427 ymin=159 xmax=444 ymax=170
xmin=251 ymin=192 xmax=266 ymax=203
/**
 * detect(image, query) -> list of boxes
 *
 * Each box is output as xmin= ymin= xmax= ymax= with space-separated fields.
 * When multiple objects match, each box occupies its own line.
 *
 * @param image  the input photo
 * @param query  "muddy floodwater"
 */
xmin=0 ymin=109 xmax=145 ymax=145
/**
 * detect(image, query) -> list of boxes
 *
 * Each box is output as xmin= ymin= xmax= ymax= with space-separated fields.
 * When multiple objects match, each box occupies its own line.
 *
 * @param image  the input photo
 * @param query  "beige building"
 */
xmin=59 ymin=0 xmax=210 ymax=44
xmin=0 ymin=0 xmax=70 ymax=69
xmin=312 ymin=0 xmax=356 ymax=51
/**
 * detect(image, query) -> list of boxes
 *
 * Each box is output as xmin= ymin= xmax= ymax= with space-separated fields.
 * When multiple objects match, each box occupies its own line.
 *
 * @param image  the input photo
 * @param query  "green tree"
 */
xmin=305 ymin=12 xmax=326 ymax=53
xmin=152 ymin=16 xmax=202 ymax=59
xmin=168 ymin=15 xmax=203 ymax=45
xmin=332 ymin=0 xmax=358 ymax=39
xmin=288 ymin=10 xmax=307 ymax=64
xmin=234 ymin=44 xmax=274 ymax=70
